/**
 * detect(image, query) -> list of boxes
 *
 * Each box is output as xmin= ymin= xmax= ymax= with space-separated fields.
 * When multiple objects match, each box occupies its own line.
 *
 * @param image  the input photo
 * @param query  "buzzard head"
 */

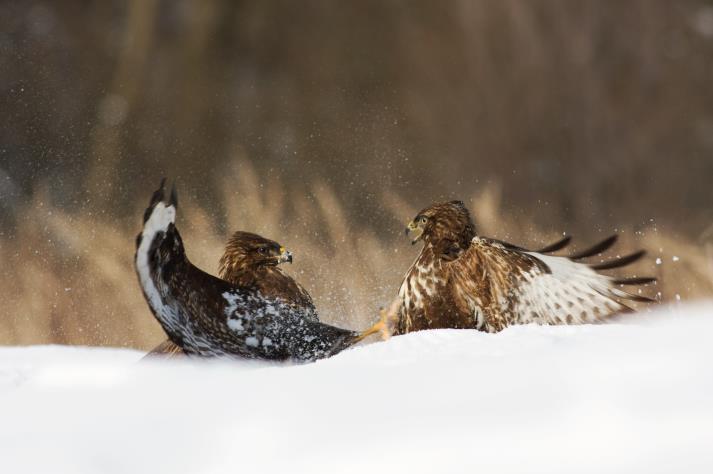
xmin=406 ymin=200 xmax=476 ymax=251
xmin=219 ymin=231 xmax=293 ymax=278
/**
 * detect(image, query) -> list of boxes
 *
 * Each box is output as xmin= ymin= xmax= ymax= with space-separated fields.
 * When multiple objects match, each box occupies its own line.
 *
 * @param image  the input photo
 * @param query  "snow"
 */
xmin=2 ymin=304 xmax=713 ymax=474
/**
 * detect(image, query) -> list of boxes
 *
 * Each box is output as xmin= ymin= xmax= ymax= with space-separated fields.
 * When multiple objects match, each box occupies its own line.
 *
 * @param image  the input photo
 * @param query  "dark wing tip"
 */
xmin=621 ymin=292 xmax=656 ymax=303
xmin=153 ymin=178 xmax=167 ymax=203
xmin=613 ymin=276 xmax=657 ymax=286
xmin=570 ymin=234 xmax=618 ymax=260
xmin=143 ymin=178 xmax=168 ymax=224
xmin=169 ymin=181 xmax=178 ymax=208
xmin=536 ymin=235 xmax=572 ymax=254
xmin=592 ymin=250 xmax=646 ymax=270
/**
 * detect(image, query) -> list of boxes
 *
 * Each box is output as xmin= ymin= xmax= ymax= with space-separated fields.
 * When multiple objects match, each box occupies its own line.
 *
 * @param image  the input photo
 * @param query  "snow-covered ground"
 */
xmin=1 ymin=303 xmax=712 ymax=474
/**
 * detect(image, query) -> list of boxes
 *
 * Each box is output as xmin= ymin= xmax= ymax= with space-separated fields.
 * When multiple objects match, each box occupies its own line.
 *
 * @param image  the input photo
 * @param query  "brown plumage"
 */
xmin=218 ymin=232 xmax=317 ymax=320
xmin=145 ymin=232 xmax=317 ymax=358
xmin=137 ymin=180 xmax=387 ymax=361
xmin=396 ymin=200 xmax=656 ymax=335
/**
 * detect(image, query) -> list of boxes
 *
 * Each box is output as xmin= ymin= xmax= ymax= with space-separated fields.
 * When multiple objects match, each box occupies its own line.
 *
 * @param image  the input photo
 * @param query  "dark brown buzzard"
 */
xmin=395 ymin=200 xmax=656 ymax=334
xmin=146 ymin=231 xmax=317 ymax=358
xmin=136 ymin=180 xmax=386 ymax=361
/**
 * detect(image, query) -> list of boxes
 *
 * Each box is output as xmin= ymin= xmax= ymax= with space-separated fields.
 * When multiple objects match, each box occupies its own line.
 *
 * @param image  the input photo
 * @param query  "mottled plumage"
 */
xmin=396 ymin=201 xmax=655 ymax=334
xmin=219 ymin=231 xmax=318 ymax=322
xmin=146 ymin=231 xmax=317 ymax=358
xmin=136 ymin=180 xmax=384 ymax=361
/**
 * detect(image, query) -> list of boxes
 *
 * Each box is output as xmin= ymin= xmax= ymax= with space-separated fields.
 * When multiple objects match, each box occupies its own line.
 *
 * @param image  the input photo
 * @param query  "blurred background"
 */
xmin=1 ymin=0 xmax=712 ymax=348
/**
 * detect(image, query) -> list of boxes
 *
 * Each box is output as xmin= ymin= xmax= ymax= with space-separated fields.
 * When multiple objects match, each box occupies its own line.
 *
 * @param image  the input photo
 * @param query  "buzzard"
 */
xmin=396 ymin=200 xmax=655 ymax=334
xmin=135 ymin=180 xmax=386 ymax=361
xmin=145 ymin=231 xmax=318 ymax=358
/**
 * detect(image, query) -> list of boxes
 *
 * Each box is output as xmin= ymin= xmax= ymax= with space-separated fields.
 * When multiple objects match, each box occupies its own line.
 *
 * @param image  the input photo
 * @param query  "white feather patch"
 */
xmin=136 ymin=202 xmax=176 ymax=322
xmin=516 ymin=252 xmax=624 ymax=325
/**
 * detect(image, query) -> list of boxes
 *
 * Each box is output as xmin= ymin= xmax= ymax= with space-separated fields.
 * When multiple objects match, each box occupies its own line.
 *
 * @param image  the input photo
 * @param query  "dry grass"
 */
xmin=3 ymin=1 xmax=713 ymax=234
xmin=1 ymin=161 xmax=711 ymax=349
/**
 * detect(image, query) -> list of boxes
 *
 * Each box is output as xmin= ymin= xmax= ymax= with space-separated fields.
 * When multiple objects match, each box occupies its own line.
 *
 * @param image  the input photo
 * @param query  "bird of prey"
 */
xmin=396 ymin=200 xmax=655 ymax=334
xmin=135 ymin=180 xmax=385 ymax=361
xmin=146 ymin=231 xmax=318 ymax=358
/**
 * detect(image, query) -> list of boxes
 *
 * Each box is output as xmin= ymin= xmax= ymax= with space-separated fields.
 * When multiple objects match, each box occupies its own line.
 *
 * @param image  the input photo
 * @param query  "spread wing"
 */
xmin=448 ymin=236 xmax=655 ymax=332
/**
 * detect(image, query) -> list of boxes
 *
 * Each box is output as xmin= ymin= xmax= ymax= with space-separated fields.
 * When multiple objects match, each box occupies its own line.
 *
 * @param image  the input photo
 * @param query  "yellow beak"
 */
xmin=278 ymin=247 xmax=293 ymax=264
xmin=405 ymin=221 xmax=424 ymax=245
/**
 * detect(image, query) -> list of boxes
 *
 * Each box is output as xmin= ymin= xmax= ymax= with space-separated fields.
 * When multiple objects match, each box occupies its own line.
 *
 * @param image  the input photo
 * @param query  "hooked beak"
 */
xmin=405 ymin=221 xmax=424 ymax=245
xmin=277 ymin=247 xmax=293 ymax=264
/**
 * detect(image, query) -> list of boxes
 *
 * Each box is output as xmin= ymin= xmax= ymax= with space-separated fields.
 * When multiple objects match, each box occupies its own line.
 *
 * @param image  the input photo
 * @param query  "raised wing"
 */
xmin=136 ymin=180 xmax=383 ymax=361
xmin=448 ymin=236 xmax=655 ymax=332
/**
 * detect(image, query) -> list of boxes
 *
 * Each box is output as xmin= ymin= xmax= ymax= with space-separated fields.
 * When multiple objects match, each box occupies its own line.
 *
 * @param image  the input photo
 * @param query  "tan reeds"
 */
xmin=0 ymin=161 xmax=709 ymax=348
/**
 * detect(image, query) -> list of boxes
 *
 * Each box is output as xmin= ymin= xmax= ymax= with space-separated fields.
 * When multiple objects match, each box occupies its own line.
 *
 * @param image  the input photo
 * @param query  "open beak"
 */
xmin=405 ymin=221 xmax=424 ymax=245
xmin=277 ymin=247 xmax=293 ymax=264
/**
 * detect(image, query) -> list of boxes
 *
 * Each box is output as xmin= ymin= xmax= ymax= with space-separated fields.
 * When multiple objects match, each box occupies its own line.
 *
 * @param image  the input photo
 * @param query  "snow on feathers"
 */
xmin=135 ymin=180 xmax=386 ymax=362
xmin=145 ymin=230 xmax=318 ymax=358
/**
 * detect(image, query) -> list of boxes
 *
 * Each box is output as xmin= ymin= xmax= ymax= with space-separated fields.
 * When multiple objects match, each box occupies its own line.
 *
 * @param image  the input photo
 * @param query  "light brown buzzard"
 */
xmin=396 ymin=201 xmax=655 ymax=334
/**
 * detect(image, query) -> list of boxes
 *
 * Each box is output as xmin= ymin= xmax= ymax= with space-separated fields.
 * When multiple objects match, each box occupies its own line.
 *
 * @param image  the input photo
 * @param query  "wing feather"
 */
xmin=568 ymin=235 xmax=618 ymax=260
xmin=449 ymin=237 xmax=654 ymax=331
xmin=143 ymin=340 xmax=184 ymax=359
xmin=590 ymin=250 xmax=646 ymax=270
xmin=535 ymin=235 xmax=572 ymax=254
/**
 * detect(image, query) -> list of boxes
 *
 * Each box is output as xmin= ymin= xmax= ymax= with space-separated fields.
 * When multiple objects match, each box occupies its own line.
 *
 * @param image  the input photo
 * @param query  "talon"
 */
xmin=378 ymin=308 xmax=392 ymax=341
xmin=354 ymin=308 xmax=392 ymax=343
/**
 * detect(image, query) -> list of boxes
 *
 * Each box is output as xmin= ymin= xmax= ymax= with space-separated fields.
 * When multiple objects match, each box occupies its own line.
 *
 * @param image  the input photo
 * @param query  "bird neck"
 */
xmin=220 ymin=263 xmax=282 ymax=288
xmin=423 ymin=233 xmax=471 ymax=262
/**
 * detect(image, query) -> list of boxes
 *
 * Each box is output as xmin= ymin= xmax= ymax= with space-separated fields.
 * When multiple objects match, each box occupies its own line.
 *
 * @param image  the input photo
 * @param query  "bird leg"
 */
xmin=353 ymin=308 xmax=393 ymax=343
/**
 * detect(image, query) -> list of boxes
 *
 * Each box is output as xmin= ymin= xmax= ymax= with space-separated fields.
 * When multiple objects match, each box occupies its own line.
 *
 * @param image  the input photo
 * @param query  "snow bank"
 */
xmin=1 ymin=303 xmax=712 ymax=474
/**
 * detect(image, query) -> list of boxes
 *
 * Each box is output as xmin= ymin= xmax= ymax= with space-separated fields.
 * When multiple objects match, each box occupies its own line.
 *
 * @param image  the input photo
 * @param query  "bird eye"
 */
xmin=419 ymin=216 xmax=428 ymax=224
xmin=258 ymin=247 xmax=267 ymax=254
